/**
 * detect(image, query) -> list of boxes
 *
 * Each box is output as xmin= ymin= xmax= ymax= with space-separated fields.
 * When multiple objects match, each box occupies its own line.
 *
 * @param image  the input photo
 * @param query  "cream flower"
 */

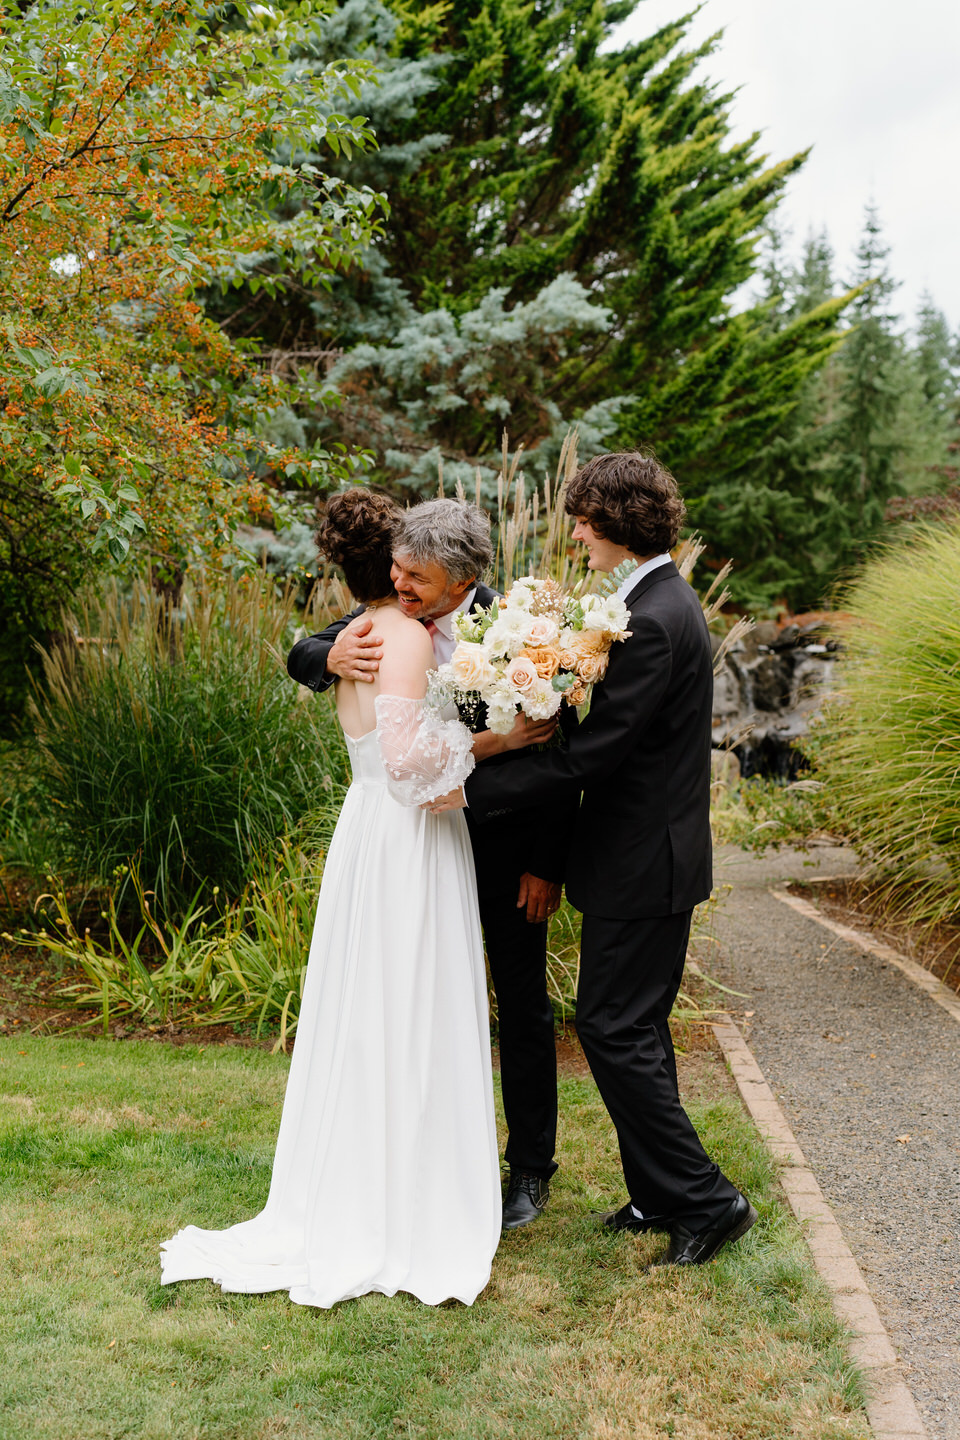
xmin=582 ymin=595 xmax=631 ymax=636
xmin=505 ymin=655 xmax=539 ymax=692
xmin=484 ymin=609 xmax=529 ymax=657
xmin=523 ymin=614 xmax=560 ymax=648
xmin=505 ymin=577 xmax=536 ymax=610
xmin=561 ymin=628 xmax=609 ymax=659
xmin=450 ymin=641 xmax=498 ymax=691
xmin=520 ymin=677 xmax=563 ymax=721
xmin=486 ymin=683 xmax=521 ymax=734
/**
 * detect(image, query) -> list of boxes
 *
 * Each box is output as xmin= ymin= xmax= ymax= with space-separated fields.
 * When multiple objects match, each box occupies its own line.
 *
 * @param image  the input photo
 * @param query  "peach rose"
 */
xmin=573 ymin=629 xmax=610 ymax=657
xmin=577 ymin=652 xmax=609 ymax=685
xmin=505 ymin=655 xmax=538 ymax=692
xmin=522 ymin=645 xmax=561 ymax=680
xmin=565 ymin=680 xmax=588 ymax=707
xmin=450 ymin=642 xmax=497 ymax=690
xmin=558 ymin=647 xmax=579 ymax=671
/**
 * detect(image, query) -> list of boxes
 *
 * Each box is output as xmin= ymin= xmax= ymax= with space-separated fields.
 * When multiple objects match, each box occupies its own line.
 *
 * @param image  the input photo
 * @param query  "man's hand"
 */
xmin=504 ymin=711 xmax=558 ymax=750
xmin=326 ymin=615 xmax=383 ymax=683
xmin=516 ymin=873 xmax=562 ymax=925
xmin=425 ymin=787 xmax=468 ymax=813
xmin=471 ymin=711 xmax=558 ymax=761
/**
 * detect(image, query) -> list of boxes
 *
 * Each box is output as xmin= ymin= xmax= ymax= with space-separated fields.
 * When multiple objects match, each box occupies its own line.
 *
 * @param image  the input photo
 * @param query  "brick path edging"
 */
xmin=712 ymin=1015 xmax=928 ymax=1440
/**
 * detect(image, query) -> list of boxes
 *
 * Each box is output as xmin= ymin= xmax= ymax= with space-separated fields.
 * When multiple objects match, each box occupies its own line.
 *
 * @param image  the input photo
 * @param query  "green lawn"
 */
xmin=0 ymin=1036 xmax=868 ymax=1440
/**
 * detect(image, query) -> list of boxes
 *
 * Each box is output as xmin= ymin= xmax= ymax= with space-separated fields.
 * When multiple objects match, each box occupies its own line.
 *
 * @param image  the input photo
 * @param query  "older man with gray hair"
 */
xmin=288 ymin=497 xmax=577 ymax=1231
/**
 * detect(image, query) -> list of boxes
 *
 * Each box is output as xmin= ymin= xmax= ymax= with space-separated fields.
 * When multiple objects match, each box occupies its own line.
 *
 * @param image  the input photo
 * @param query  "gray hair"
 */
xmin=396 ymin=498 xmax=493 ymax=584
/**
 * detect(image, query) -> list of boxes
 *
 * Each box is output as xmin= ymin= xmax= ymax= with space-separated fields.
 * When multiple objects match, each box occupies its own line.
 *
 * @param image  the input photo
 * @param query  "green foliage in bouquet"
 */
xmin=815 ymin=521 xmax=960 ymax=921
xmin=26 ymin=577 xmax=350 ymax=921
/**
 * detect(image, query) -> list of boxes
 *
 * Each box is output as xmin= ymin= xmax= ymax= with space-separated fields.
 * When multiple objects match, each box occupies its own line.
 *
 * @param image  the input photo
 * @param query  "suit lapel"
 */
xmin=624 ymin=560 xmax=680 ymax=611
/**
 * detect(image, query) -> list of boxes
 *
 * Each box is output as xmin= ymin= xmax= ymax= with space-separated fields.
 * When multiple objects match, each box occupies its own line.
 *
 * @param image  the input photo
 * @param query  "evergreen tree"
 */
xmin=830 ymin=207 xmax=904 ymax=537
xmin=216 ymin=0 xmax=847 ymax=496
xmin=691 ymin=230 xmax=852 ymax=610
xmin=702 ymin=213 xmax=959 ymax=612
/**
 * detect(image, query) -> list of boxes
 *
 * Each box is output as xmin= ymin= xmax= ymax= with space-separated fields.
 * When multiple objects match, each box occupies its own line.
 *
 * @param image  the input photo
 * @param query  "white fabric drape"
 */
xmin=160 ymin=711 xmax=499 ymax=1309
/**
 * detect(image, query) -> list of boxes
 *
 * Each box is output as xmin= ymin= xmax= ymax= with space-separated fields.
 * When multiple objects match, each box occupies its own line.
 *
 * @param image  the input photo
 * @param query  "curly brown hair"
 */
xmin=314 ymin=488 xmax=404 ymax=602
xmin=564 ymin=452 xmax=685 ymax=554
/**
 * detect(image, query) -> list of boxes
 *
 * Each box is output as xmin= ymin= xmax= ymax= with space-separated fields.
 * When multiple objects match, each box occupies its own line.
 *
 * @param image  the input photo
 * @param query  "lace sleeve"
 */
xmin=374 ymin=694 xmax=476 ymax=807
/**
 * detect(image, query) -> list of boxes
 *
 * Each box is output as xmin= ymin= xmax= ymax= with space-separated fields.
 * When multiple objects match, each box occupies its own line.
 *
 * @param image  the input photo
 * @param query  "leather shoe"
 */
xmin=656 ymin=1192 xmax=757 ymax=1267
xmin=598 ymin=1202 xmax=671 ymax=1234
xmin=502 ymin=1171 xmax=549 ymax=1230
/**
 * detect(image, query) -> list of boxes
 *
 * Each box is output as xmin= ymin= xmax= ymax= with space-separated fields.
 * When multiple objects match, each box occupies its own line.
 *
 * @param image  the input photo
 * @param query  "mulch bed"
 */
xmin=786 ymin=875 xmax=960 ymax=998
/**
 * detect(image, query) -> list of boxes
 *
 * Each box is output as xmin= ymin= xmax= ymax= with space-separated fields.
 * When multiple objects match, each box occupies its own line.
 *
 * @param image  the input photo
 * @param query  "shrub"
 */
xmin=28 ymin=577 xmax=348 ymax=920
xmin=816 ymin=521 xmax=960 ymax=920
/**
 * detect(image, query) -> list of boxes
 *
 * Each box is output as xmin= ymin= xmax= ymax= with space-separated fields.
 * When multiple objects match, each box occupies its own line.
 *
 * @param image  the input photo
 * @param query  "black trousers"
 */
xmin=478 ymin=888 xmax=558 ymax=1180
xmin=576 ymin=910 xmax=738 ymax=1231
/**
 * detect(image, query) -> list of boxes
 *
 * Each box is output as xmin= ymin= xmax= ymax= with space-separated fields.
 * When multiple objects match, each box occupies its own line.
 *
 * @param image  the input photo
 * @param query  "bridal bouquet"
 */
xmin=426 ymin=576 xmax=631 ymax=734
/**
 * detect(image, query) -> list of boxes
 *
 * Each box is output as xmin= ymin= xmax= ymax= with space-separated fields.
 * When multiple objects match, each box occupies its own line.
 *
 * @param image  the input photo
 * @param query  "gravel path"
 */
xmin=711 ymin=844 xmax=960 ymax=1440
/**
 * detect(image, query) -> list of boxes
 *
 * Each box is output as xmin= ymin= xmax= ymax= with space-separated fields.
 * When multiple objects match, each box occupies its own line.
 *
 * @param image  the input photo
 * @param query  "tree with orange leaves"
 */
xmin=0 ymin=0 xmax=382 ymax=724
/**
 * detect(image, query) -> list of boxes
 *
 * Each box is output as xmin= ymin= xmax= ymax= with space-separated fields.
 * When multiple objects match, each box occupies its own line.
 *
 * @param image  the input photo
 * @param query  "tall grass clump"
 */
xmin=28 ymin=576 xmax=349 ymax=920
xmin=817 ymin=521 xmax=960 ymax=921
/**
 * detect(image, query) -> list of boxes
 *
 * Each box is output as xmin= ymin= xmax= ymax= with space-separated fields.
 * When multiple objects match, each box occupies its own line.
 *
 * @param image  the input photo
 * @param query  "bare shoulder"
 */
xmin=373 ymin=606 xmax=432 ymax=652
xmin=373 ymin=607 xmax=434 ymax=697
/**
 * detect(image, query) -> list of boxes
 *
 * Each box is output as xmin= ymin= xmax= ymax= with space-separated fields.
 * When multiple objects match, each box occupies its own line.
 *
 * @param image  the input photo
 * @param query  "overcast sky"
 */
xmin=615 ymin=0 xmax=960 ymax=333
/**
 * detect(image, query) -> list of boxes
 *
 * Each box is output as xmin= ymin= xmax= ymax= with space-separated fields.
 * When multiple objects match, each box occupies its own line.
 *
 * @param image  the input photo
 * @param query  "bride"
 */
xmin=160 ymin=488 xmax=551 ymax=1308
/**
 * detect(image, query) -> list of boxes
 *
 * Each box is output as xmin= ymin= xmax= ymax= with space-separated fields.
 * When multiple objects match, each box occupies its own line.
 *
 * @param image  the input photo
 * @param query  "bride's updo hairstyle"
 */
xmin=315 ymin=488 xmax=404 ymax=602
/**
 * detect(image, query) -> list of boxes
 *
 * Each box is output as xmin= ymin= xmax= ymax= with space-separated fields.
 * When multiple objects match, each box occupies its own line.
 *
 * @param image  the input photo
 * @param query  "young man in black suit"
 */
xmin=287 ymin=498 xmax=577 ymax=1230
xmin=432 ymin=454 xmax=756 ymax=1266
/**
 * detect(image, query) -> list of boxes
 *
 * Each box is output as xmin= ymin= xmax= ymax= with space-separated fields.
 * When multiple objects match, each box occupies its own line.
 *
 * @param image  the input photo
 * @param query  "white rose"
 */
xmin=523 ymin=615 xmax=559 ymax=648
xmin=450 ymin=641 xmax=498 ymax=691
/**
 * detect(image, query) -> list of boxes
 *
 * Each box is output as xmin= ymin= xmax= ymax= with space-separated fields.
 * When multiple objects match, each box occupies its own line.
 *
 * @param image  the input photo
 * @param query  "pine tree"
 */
xmin=691 ymin=230 xmax=852 ymax=610
xmin=701 ymin=214 xmax=960 ymax=611
xmin=216 ymin=0 xmax=847 ymax=497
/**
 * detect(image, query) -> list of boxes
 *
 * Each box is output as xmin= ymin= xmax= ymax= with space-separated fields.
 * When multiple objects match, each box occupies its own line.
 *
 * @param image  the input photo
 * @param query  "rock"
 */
xmin=751 ymin=655 xmax=793 ymax=711
xmin=711 ymin=620 xmax=840 ymax=778
xmin=711 ymin=748 xmax=741 ymax=797
xmin=753 ymin=621 xmax=779 ymax=648
xmin=712 ymin=665 xmax=742 ymax=720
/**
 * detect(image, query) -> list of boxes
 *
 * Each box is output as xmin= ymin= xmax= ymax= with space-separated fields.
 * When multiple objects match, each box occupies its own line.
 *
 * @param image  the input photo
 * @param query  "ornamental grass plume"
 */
xmin=817 ymin=521 xmax=960 ymax=922
xmin=27 ymin=575 xmax=349 ymax=922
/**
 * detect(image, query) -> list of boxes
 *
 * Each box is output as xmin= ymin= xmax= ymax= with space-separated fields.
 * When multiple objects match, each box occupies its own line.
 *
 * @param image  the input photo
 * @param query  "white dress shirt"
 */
xmin=615 ymin=553 xmax=672 ymax=606
xmin=429 ymin=588 xmax=477 ymax=664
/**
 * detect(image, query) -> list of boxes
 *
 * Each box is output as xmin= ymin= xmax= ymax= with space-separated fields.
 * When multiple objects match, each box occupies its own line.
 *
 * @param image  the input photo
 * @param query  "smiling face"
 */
xmin=571 ymin=517 xmax=638 ymax=574
xmin=390 ymin=549 xmax=475 ymax=620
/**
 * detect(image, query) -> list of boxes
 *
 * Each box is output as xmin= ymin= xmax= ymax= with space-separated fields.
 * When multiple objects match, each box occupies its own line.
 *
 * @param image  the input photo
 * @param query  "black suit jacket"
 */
xmin=464 ymin=562 xmax=713 ymax=919
xmin=286 ymin=583 xmax=578 ymax=895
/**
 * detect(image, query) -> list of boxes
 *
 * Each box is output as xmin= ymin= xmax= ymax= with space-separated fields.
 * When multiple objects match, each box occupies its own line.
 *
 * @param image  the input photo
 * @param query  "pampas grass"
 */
xmin=817 ymin=521 xmax=960 ymax=923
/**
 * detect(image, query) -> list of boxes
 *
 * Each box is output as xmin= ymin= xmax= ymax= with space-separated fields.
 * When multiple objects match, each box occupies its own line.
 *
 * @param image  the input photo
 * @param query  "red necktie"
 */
xmin=424 ymin=620 xmax=439 ymax=638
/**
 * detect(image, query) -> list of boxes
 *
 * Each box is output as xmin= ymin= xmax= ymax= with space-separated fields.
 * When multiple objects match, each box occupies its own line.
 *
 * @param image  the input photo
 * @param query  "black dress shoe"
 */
xmin=657 ymin=1192 xmax=758 ymax=1267
xmin=598 ymin=1202 xmax=671 ymax=1234
xmin=502 ymin=1171 xmax=549 ymax=1230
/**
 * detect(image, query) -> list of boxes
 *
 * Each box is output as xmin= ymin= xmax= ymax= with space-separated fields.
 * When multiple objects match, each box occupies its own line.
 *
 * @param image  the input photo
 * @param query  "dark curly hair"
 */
xmin=564 ymin=452 xmax=685 ymax=554
xmin=315 ymin=488 xmax=404 ymax=602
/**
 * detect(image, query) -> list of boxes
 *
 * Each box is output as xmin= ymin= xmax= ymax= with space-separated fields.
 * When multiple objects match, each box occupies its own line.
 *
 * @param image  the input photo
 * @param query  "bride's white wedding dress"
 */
xmin=160 ymin=696 xmax=501 ymax=1308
